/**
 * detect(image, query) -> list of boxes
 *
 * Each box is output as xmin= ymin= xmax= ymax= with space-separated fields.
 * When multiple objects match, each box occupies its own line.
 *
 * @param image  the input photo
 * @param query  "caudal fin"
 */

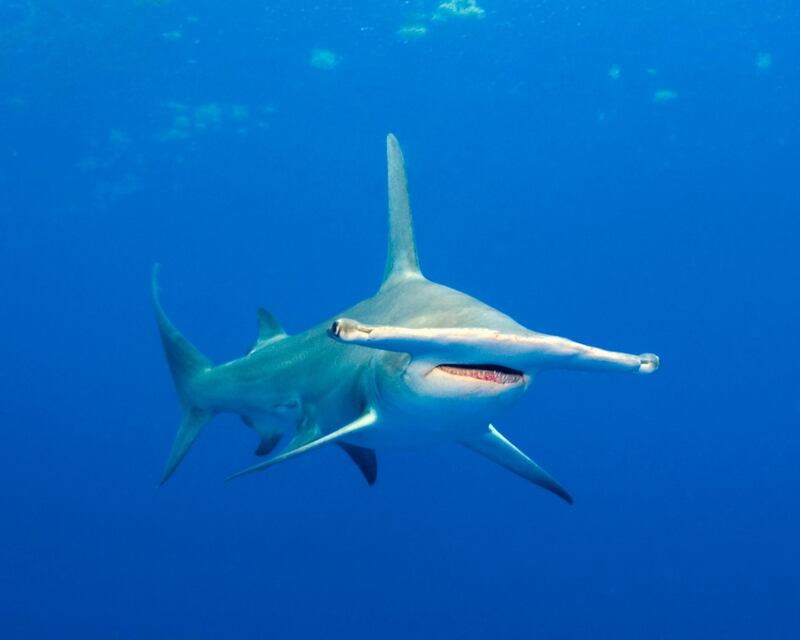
xmin=152 ymin=265 xmax=214 ymax=485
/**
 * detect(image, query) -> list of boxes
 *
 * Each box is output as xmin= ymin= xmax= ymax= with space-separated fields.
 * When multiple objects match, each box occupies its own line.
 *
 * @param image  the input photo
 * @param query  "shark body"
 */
xmin=154 ymin=135 xmax=659 ymax=503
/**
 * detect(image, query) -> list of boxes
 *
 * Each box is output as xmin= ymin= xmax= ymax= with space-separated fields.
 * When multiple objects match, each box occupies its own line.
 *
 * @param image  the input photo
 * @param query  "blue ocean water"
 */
xmin=1 ymin=1 xmax=799 ymax=637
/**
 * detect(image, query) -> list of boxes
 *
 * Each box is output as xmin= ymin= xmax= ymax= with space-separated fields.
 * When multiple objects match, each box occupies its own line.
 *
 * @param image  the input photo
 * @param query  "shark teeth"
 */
xmin=436 ymin=364 xmax=523 ymax=385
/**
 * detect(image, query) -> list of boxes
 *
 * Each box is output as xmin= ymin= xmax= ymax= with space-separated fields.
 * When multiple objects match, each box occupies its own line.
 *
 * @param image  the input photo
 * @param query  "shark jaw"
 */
xmin=433 ymin=363 xmax=525 ymax=385
xmin=398 ymin=359 xmax=529 ymax=404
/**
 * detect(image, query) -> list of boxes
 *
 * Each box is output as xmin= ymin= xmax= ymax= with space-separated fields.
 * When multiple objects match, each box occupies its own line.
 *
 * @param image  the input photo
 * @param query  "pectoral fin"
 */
xmin=461 ymin=425 xmax=573 ymax=504
xmin=226 ymin=409 xmax=378 ymax=481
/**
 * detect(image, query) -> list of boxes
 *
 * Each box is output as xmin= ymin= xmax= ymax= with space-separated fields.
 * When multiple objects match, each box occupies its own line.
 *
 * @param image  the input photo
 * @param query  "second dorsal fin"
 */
xmin=381 ymin=134 xmax=423 ymax=290
xmin=250 ymin=307 xmax=287 ymax=352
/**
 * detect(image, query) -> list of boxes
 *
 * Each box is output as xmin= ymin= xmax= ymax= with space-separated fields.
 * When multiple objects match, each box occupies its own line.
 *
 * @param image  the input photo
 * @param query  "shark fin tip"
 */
xmin=225 ymin=468 xmax=249 ymax=483
xmin=151 ymin=264 xmax=162 ymax=302
xmin=158 ymin=469 xmax=173 ymax=488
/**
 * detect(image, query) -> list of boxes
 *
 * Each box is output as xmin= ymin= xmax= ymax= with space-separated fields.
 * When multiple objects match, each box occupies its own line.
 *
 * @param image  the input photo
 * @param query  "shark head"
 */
xmin=331 ymin=316 xmax=529 ymax=426
xmin=328 ymin=134 xmax=658 ymax=428
xmin=330 ymin=309 xmax=658 ymax=424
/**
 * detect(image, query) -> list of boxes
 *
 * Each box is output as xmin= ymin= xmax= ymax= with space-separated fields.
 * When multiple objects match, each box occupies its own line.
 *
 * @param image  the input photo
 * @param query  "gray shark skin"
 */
xmin=153 ymin=134 xmax=660 ymax=503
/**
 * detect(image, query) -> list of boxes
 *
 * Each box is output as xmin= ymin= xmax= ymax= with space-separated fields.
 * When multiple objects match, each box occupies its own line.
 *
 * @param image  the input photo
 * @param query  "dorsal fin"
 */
xmin=250 ymin=307 xmax=287 ymax=352
xmin=257 ymin=307 xmax=285 ymax=341
xmin=381 ymin=134 xmax=423 ymax=290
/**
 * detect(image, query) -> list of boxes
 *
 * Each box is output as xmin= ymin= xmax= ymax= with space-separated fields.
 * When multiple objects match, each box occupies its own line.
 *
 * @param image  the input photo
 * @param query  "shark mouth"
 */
xmin=436 ymin=364 xmax=524 ymax=385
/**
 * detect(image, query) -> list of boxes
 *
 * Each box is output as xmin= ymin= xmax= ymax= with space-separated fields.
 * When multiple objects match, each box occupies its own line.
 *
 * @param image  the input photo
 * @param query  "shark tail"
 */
xmin=152 ymin=265 xmax=214 ymax=485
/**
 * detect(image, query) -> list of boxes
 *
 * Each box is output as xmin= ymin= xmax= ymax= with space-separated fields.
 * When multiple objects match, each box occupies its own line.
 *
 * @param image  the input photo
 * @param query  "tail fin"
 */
xmin=152 ymin=265 xmax=213 ymax=485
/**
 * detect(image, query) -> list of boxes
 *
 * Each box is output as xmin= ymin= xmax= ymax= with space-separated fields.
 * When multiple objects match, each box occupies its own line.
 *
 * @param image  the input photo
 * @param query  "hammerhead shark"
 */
xmin=153 ymin=134 xmax=659 ymax=503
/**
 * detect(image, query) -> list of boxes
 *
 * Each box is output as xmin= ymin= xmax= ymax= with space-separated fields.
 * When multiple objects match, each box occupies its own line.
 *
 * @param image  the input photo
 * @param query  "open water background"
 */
xmin=1 ymin=2 xmax=798 ymax=638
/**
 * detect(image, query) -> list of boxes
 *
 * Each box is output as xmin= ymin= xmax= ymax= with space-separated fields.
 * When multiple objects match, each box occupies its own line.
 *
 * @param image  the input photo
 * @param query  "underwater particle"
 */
xmin=310 ymin=48 xmax=340 ymax=70
xmin=173 ymin=114 xmax=191 ymax=129
xmin=256 ymin=105 xmax=276 ymax=129
xmin=6 ymin=95 xmax=26 ymax=109
xmin=93 ymin=172 xmax=143 ymax=207
xmin=0 ymin=0 xmax=37 ymax=44
xmin=653 ymin=89 xmax=678 ymax=104
xmin=155 ymin=127 xmax=190 ymax=142
xmin=192 ymin=103 xmax=223 ymax=130
xmin=434 ymin=0 xmax=486 ymax=20
xmin=108 ymin=129 xmax=131 ymax=146
xmin=396 ymin=24 xmax=428 ymax=41
xmin=162 ymin=29 xmax=182 ymax=41
xmin=230 ymin=105 xmax=250 ymax=122
xmin=646 ymin=68 xmax=658 ymax=76
xmin=76 ymin=156 xmax=100 ymax=172
xmin=756 ymin=52 xmax=772 ymax=71
xmin=0 ymin=1 xmax=34 ymax=30
xmin=608 ymin=64 xmax=621 ymax=80
xmin=156 ymin=100 xmax=271 ymax=141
